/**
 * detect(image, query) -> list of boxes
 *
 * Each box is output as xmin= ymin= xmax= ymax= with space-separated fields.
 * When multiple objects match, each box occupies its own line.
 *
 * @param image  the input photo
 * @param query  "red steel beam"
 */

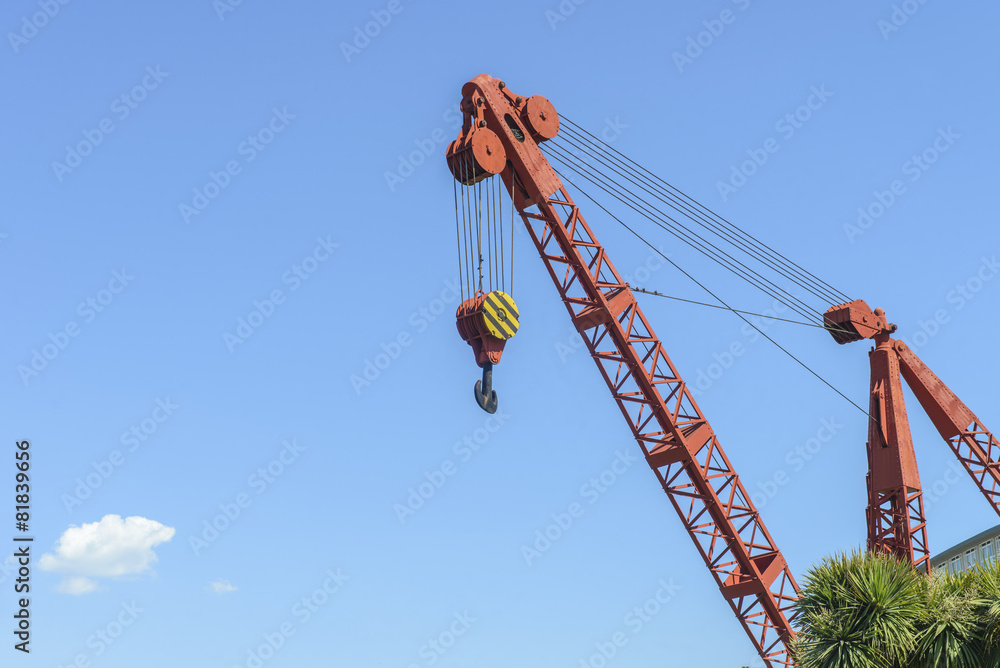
xmin=865 ymin=334 xmax=930 ymax=573
xmin=896 ymin=340 xmax=1000 ymax=520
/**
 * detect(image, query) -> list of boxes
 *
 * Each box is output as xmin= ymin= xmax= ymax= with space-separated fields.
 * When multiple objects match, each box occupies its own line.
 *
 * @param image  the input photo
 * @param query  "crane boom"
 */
xmin=448 ymin=74 xmax=799 ymax=668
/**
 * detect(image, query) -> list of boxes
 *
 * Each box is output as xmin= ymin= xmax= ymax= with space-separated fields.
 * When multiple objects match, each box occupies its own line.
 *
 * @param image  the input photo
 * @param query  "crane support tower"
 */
xmin=447 ymin=74 xmax=799 ymax=667
xmin=825 ymin=300 xmax=1000 ymax=573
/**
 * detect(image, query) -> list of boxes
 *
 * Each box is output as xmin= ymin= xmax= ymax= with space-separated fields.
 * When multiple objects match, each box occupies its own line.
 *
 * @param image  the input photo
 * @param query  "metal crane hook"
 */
xmin=474 ymin=361 xmax=498 ymax=414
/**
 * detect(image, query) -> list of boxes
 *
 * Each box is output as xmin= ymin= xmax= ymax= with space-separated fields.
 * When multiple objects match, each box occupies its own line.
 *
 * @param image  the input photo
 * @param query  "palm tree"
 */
xmin=911 ymin=569 xmax=984 ymax=667
xmin=792 ymin=550 xmax=1000 ymax=668
xmin=963 ymin=561 xmax=1000 ymax=665
xmin=794 ymin=551 xmax=924 ymax=668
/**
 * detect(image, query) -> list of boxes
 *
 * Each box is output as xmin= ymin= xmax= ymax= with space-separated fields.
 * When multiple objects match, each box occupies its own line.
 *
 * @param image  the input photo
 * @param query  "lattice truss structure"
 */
xmin=519 ymin=187 xmax=798 ymax=667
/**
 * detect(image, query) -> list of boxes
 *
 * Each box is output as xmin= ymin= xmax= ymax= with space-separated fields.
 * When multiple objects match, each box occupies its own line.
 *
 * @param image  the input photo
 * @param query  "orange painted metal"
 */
xmin=867 ymin=336 xmax=922 ymax=492
xmin=823 ymin=299 xmax=891 ymax=344
xmin=455 ymin=293 xmax=506 ymax=367
xmin=522 ymin=95 xmax=560 ymax=142
xmin=449 ymin=75 xmax=562 ymax=211
xmin=823 ymin=302 xmax=930 ymax=570
xmin=448 ymin=75 xmax=799 ymax=668
xmin=824 ymin=299 xmax=1000 ymax=571
xmin=866 ymin=332 xmax=930 ymax=573
xmin=446 ymin=126 xmax=506 ymax=186
xmin=895 ymin=341 xmax=1000 ymax=519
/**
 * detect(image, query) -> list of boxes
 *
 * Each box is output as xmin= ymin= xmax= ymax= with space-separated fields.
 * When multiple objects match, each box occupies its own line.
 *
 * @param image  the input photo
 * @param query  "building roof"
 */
xmin=930 ymin=523 xmax=1000 ymax=568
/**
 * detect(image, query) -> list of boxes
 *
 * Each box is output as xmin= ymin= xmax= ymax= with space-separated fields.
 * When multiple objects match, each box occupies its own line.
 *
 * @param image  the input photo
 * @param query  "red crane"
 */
xmin=445 ymin=74 xmax=1000 ymax=666
xmin=824 ymin=300 xmax=1000 ymax=574
xmin=447 ymin=74 xmax=799 ymax=667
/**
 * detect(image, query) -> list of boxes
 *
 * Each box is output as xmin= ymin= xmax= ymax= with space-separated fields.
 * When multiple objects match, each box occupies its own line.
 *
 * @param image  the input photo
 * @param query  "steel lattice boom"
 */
xmin=447 ymin=73 xmax=800 ymax=668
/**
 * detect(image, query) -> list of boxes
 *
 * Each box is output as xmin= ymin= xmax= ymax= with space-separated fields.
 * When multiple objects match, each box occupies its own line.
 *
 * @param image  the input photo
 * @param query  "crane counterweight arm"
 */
xmin=448 ymin=74 xmax=799 ymax=668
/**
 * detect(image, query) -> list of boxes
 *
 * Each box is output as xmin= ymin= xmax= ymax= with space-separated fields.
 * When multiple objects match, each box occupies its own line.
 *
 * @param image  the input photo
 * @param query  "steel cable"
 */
xmin=557 ymin=115 xmax=851 ymax=305
xmin=481 ymin=178 xmax=487 ymax=292
xmin=556 ymin=167 xmax=873 ymax=420
xmin=545 ymin=142 xmax=824 ymax=325
xmin=493 ymin=176 xmax=500 ymax=292
xmin=460 ymin=160 xmax=473 ymax=301
xmin=631 ymin=288 xmax=834 ymax=329
xmin=554 ymin=128 xmax=845 ymax=308
xmin=500 ymin=176 xmax=508 ymax=294
xmin=453 ymin=177 xmax=464 ymax=303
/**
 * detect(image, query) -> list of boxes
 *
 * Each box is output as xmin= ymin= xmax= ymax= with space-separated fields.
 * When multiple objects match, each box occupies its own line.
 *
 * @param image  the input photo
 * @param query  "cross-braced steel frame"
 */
xmin=518 ymin=187 xmax=799 ymax=668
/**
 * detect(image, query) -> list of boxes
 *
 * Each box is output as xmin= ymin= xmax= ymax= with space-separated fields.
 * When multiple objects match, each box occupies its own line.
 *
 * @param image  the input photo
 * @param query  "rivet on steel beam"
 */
xmin=498 ymin=81 xmax=506 ymax=89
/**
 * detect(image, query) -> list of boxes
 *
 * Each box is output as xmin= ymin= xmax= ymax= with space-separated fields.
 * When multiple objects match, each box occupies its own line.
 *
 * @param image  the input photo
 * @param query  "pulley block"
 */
xmin=446 ymin=127 xmax=506 ymax=186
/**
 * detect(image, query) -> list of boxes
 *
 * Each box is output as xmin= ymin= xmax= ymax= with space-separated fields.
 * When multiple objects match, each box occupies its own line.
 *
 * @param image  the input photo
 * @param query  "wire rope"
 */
xmin=556 ymin=167 xmax=873 ymax=420
xmin=554 ymin=129 xmax=845 ymax=307
xmin=545 ymin=142 xmax=824 ymax=325
xmin=557 ymin=115 xmax=851 ymax=305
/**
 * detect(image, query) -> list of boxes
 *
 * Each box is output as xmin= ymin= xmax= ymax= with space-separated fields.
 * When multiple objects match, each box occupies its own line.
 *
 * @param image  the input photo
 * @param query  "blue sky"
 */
xmin=2 ymin=0 xmax=999 ymax=666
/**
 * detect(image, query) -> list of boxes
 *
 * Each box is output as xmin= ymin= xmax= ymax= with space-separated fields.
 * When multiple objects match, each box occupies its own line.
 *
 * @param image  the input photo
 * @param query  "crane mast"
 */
xmin=825 ymin=299 xmax=1000 ymax=569
xmin=448 ymin=74 xmax=799 ymax=668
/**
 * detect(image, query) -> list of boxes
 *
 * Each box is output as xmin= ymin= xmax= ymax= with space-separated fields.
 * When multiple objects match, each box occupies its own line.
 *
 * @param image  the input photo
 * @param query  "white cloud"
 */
xmin=206 ymin=579 xmax=237 ymax=594
xmin=57 ymin=576 xmax=99 ymax=595
xmin=41 ymin=515 xmax=175 ymax=594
